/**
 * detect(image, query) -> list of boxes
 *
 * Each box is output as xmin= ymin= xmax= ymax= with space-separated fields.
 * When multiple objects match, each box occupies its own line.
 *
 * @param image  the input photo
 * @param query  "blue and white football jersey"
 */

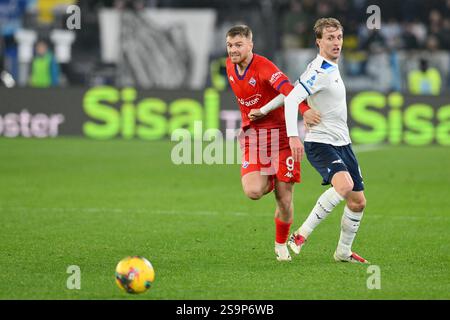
xmin=285 ymin=54 xmax=351 ymax=146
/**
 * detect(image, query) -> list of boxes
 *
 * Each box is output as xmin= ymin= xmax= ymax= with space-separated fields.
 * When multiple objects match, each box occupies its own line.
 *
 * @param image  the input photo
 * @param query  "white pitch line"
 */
xmin=4 ymin=207 xmax=447 ymax=220
xmin=0 ymin=207 xmax=237 ymax=216
xmin=368 ymin=214 xmax=450 ymax=220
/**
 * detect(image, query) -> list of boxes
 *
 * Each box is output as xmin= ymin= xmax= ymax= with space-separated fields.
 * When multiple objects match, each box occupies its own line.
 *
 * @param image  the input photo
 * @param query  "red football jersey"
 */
xmin=226 ymin=53 xmax=294 ymax=130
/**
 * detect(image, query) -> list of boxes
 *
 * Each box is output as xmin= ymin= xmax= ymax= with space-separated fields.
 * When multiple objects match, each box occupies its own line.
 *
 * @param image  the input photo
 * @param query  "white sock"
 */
xmin=336 ymin=206 xmax=363 ymax=257
xmin=298 ymin=187 xmax=344 ymax=238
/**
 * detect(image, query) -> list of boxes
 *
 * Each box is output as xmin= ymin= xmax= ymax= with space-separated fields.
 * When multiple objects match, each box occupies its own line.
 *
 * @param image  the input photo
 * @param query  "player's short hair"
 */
xmin=226 ymin=25 xmax=253 ymax=40
xmin=314 ymin=18 xmax=344 ymax=39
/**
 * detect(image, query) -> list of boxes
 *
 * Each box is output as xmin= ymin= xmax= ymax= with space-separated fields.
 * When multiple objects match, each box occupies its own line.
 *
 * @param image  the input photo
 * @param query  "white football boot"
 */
xmin=275 ymin=243 xmax=292 ymax=262
xmin=333 ymin=251 xmax=370 ymax=264
xmin=287 ymin=233 xmax=306 ymax=255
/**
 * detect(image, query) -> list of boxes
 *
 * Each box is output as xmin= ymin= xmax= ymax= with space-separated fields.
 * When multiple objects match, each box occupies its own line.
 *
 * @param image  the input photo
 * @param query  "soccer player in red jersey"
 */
xmin=225 ymin=25 xmax=320 ymax=261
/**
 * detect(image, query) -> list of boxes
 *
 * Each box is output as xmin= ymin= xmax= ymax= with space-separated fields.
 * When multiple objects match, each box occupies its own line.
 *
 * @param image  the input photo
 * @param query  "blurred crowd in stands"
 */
xmin=0 ymin=0 xmax=449 ymax=94
xmin=278 ymin=0 xmax=450 ymax=94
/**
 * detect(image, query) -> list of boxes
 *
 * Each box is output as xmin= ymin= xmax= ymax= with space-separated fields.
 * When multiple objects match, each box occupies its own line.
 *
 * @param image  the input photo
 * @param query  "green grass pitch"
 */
xmin=0 ymin=137 xmax=449 ymax=299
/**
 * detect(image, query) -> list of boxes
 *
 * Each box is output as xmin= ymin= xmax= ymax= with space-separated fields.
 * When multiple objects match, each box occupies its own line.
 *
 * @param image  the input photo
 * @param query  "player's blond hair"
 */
xmin=226 ymin=25 xmax=253 ymax=40
xmin=314 ymin=18 xmax=343 ymax=39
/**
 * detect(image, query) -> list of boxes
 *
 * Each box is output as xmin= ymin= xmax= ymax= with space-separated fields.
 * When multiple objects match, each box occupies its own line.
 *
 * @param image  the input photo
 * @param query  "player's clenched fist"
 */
xmin=289 ymin=137 xmax=304 ymax=162
xmin=248 ymin=109 xmax=265 ymax=121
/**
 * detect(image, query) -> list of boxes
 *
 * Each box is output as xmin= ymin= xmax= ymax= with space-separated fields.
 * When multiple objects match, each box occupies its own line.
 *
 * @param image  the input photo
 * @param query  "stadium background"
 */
xmin=0 ymin=0 xmax=449 ymax=300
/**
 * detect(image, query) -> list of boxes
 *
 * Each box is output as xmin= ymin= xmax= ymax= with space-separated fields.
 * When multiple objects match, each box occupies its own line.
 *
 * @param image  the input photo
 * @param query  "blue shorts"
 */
xmin=304 ymin=142 xmax=364 ymax=191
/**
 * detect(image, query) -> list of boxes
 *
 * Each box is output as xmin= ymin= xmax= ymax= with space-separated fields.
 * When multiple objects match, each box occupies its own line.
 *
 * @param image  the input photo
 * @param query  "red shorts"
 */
xmin=239 ymin=128 xmax=301 ymax=183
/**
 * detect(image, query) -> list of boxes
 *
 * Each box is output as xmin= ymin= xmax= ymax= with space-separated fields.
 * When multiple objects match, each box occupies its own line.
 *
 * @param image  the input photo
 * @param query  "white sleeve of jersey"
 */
xmin=260 ymin=93 xmax=285 ymax=115
xmin=284 ymin=83 xmax=308 ymax=137
xmin=298 ymin=67 xmax=329 ymax=95
xmin=285 ymin=68 xmax=330 ymax=137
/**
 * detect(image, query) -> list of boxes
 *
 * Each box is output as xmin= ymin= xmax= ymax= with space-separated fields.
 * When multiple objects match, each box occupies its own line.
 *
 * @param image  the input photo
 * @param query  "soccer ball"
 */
xmin=115 ymin=256 xmax=155 ymax=294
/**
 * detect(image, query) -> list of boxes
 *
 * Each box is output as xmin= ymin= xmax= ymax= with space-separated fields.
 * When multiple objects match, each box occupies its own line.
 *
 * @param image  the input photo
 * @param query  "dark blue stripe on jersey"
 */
xmin=276 ymin=79 xmax=289 ymax=91
xmin=321 ymin=60 xmax=333 ymax=70
xmin=299 ymin=81 xmax=312 ymax=95
xmin=234 ymin=55 xmax=255 ymax=80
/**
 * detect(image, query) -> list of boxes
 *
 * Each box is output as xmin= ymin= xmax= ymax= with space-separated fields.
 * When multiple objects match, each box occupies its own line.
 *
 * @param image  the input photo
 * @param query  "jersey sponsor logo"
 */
xmin=269 ymin=71 xmax=283 ymax=85
xmin=237 ymin=94 xmax=262 ymax=107
xmin=332 ymin=159 xmax=343 ymax=164
xmin=249 ymin=77 xmax=256 ymax=87
xmin=242 ymin=161 xmax=249 ymax=168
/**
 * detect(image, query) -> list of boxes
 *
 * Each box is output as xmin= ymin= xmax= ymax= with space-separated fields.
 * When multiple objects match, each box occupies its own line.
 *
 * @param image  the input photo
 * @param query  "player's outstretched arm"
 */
xmin=260 ymin=93 xmax=285 ymax=115
xmin=250 ymin=57 xmax=310 ymax=122
xmin=249 ymin=97 xmax=320 ymax=126
xmin=248 ymin=91 xmax=320 ymax=124
xmin=248 ymin=93 xmax=285 ymax=121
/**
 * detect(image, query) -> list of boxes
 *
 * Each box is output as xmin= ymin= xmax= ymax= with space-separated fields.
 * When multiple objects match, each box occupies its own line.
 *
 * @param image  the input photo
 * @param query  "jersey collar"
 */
xmin=318 ymin=54 xmax=338 ymax=67
xmin=234 ymin=54 xmax=255 ymax=80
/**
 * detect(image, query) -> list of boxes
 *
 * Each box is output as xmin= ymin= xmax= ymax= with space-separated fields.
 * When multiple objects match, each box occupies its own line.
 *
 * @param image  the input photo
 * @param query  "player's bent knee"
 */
xmin=335 ymin=182 xmax=354 ymax=198
xmin=244 ymin=188 xmax=264 ymax=200
xmin=348 ymin=198 xmax=366 ymax=212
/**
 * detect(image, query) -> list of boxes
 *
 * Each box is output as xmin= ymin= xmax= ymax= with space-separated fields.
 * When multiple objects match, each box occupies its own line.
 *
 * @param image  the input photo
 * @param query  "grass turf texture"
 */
xmin=0 ymin=138 xmax=449 ymax=299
